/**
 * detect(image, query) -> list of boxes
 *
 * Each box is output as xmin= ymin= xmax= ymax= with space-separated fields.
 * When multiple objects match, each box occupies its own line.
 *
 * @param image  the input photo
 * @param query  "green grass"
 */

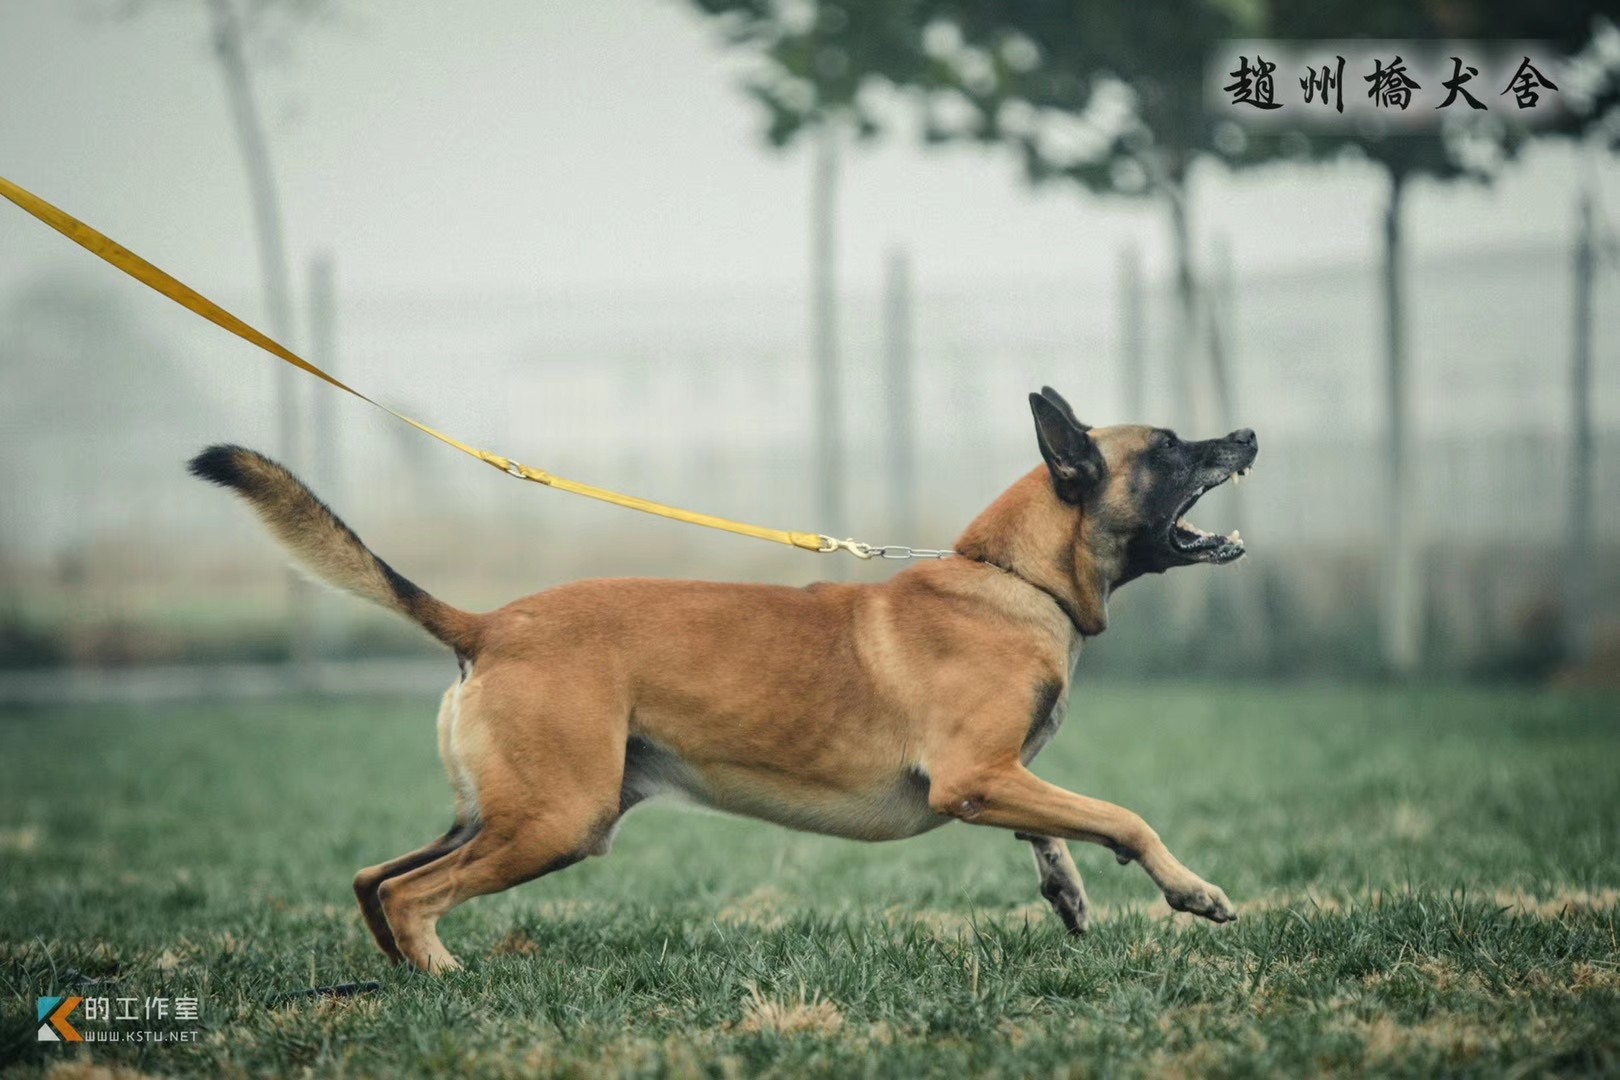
xmin=2 ymin=682 xmax=1618 ymax=1077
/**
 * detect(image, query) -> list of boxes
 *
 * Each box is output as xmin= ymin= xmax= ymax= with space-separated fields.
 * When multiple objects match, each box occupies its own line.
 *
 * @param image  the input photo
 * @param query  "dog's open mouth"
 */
xmin=1167 ymin=465 xmax=1252 ymax=565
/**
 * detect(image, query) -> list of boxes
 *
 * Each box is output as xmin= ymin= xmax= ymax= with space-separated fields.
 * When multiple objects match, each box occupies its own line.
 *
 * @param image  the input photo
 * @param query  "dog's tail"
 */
xmin=188 ymin=444 xmax=481 ymax=656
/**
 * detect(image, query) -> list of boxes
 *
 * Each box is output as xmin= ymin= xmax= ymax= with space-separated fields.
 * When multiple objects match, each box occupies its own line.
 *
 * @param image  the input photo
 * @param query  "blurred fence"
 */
xmin=0 ymin=240 xmax=1614 ymax=677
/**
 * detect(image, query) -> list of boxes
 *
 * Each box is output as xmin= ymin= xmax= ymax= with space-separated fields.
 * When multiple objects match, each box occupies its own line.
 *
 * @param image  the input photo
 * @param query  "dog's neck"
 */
xmin=952 ymin=468 xmax=1112 ymax=637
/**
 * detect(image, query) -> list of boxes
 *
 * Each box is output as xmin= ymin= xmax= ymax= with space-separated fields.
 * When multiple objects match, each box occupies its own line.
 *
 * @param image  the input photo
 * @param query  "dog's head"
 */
xmin=955 ymin=387 xmax=1258 ymax=636
xmin=1029 ymin=387 xmax=1257 ymax=583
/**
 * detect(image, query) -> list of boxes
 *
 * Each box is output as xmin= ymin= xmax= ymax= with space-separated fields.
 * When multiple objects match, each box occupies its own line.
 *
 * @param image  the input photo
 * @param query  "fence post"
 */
xmin=1119 ymin=244 xmax=1146 ymax=422
xmin=308 ymin=256 xmax=339 ymax=503
xmin=1204 ymin=235 xmax=1267 ymax=659
xmin=1206 ymin=235 xmax=1237 ymax=429
xmin=811 ymin=122 xmax=845 ymax=566
xmin=884 ymin=248 xmax=917 ymax=541
xmin=1565 ymin=185 xmax=1596 ymax=665
xmin=1381 ymin=170 xmax=1422 ymax=676
xmin=208 ymin=0 xmax=312 ymax=674
xmin=307 ymin=253 xmax=344 ymax=658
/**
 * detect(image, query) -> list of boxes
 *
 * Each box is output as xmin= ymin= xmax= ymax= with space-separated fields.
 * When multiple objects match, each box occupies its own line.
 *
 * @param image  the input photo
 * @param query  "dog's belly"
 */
xmin=621 ymin=736 xmax=948 ymax=842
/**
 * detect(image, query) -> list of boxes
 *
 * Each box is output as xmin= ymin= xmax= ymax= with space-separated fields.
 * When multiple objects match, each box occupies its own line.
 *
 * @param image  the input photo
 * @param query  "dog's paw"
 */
xmin=1164 ymin=881 xmax=1237 ymax=924
xmin=1043 ymin=885 xmax=1090 ymax=936
xmin=1059 ymin=904 xmax=1090 ymax=936
xmin=1036 ymin=874 xmax=1088 ymax=932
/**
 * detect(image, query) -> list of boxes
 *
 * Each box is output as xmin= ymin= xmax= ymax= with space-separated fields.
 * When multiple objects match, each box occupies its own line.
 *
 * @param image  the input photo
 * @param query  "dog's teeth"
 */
xmin=1229 ymin=530 xmax=1242 ymax=543
xmin=1232 ymin=472 xmax=1242 ymax=486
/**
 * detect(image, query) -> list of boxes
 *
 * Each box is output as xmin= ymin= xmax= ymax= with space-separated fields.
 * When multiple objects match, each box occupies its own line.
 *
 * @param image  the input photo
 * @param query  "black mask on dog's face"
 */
xmin=1029 ymin=387 xmax=1258 ymax=584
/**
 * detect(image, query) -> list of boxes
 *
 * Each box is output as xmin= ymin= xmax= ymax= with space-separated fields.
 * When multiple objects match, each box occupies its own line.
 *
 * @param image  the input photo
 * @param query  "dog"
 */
xmin=189 ymin=386 xmax=1257 ymax=972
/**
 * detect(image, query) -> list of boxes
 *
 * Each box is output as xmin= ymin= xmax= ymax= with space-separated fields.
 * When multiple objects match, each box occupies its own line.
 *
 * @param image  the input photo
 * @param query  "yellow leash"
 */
xmin=0 ymin=173 xmax=940 ymax=559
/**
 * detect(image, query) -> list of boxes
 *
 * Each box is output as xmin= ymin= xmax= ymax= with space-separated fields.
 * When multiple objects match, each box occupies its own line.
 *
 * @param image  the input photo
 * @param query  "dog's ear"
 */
xmin=1039 ymin=386 xmax=1086 ymax=432
xmin=1030 ymin=392 xmax=1104 ymax=505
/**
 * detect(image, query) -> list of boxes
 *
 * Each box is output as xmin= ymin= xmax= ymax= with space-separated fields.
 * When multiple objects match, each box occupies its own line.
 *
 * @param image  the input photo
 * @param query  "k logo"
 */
xmin=37 ymin=996 xmax=83 ymax=1042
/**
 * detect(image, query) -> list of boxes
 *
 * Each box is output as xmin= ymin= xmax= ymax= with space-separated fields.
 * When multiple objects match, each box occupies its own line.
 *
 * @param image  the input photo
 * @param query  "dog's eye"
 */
xmin=1156 ymin=431 xmax=1178 ymax=450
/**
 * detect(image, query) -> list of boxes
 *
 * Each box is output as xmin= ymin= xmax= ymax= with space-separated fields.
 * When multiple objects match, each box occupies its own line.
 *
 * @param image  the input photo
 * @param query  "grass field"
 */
xmin=2 ymin=682 xmax=1618 ymax=1077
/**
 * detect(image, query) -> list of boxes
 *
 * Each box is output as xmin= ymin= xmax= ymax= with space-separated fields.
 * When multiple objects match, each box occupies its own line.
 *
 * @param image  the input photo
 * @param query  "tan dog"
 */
xmin=190 ymin=386 xmax=1257 ymax=972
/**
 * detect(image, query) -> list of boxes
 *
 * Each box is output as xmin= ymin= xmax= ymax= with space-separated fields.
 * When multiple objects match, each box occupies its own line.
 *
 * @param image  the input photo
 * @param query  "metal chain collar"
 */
xmin=816 ymin=537 xmax=956 ymax=560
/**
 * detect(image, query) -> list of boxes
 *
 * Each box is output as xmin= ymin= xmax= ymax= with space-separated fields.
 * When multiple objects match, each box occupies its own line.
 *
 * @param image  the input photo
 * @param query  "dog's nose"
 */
xmin=1230 ymin=428 xmax=1257 ymax=448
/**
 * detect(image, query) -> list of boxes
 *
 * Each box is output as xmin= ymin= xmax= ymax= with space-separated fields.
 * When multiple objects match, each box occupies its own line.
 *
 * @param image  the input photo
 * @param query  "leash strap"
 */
xmin=0 ymin=172 xmax=932 ymax=557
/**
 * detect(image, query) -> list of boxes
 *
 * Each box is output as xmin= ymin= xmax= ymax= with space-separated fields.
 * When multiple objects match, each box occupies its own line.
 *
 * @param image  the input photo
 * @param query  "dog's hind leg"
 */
xmin=352 ymin=686 xmax=482 ymax=962
xmin=377 ymin=669 xmax=628 ymax=972
xmin=378 ymin=804 xmax=610 ymax=972
xmin=353 ymin=822 xmax=477 ymax=962
xmin=1017 ymin=833 xmax=1089 ymax=935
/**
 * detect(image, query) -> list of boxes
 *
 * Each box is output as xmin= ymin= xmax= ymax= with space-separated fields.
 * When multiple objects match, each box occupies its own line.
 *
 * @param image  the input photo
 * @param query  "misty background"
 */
xmin=1 ymin=1 xmax=1616 ymax=686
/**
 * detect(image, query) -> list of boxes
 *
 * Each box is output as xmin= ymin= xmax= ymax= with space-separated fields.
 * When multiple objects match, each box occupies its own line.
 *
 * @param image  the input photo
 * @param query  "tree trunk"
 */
xmin=307 ymin=253 xmax=345 ymax=658
xmin=1205 ymin=234 xmax=1237 ymax=430
xmin=209 ymin=0 xmax=298 ymax=449
xmin=1205 ymin=235 xmax=1265 ymax=660
xmin=209 ymin=0 xmax=311 ymax=667
xmin=883 ymin=247 xmax=916 ymax=542
xmin=1565 ymin=185 xmax=1596 ymax=665
xmin=1381 ymin=168 xmax=1421 ymax=675
xmin=811 ymin=123 xmax=844 ymax=559
xmin=1165 ymin=180 xmax=1211 ymax=637
xmin=307 ymin=254 xmax=338 ymax=501
xmin=1165 ymin=185 xmax=1199 ymax=433
xmin=1118 ymin=243 xmax=1145 ymax=422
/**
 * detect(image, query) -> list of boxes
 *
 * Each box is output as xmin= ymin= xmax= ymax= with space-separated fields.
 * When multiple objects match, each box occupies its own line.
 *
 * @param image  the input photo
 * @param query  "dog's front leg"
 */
xmin=930 ymin=763 xmax=1236 ymax=924
xmin=1016 ymin=833 xmax=1089 ymax=934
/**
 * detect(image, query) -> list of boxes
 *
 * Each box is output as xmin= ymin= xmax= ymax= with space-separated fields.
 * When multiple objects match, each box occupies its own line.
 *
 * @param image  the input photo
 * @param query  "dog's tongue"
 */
xmin=1177 ymin=518 xmax=1242 ymax=545
xmin=1176 ymin=516 xmax=1209 ymax=538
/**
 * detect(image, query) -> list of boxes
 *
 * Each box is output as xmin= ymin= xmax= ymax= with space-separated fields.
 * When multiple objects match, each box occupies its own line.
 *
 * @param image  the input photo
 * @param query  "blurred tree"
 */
xmin=687 ymin=0 xmax=1279 ymax=643
xmin=115 ymin=0 xmax=334 ymax=668
xmin=206 ymin=0 xmax=330 ymax=669
xmin=111 ymin=0 xmax=336 ymax=459
xmin=693 ymin=0 xmax=1618 ymax=674
xmin=210 ymin=0 xmax=295 ymax=451
xmin=1261 ymin=3 xmax=1619 ymax=675
xmin=204 ymin=0 xmax=332 ymax=467
xmin=689 ymin=0 xmax=1269 ymax=434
